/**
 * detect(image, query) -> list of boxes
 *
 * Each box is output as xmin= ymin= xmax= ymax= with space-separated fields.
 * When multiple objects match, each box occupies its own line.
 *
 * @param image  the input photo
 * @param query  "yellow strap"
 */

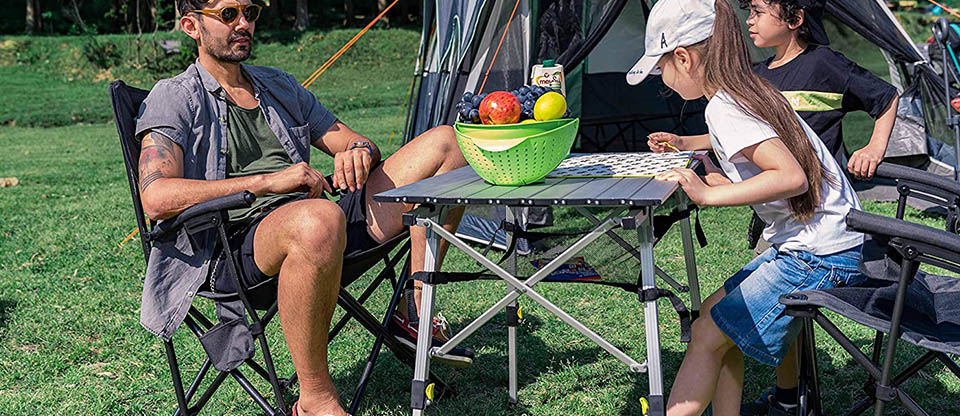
xmin=781 ymin=91 xmax=843 ymax=112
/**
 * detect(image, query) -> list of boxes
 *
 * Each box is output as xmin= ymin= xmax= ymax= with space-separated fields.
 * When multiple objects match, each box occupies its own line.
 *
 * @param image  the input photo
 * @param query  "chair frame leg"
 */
xmin=810 ymin=308 xmax=929 ymax=416
xmin=873 ymin=259 xmax=917 ymax=416
xmin=167 ymin=305 xmax=289 ymax=416
xmin=165 ymin=340 xmax=192 ymax=416
xmin=797 ymin=316 xmax=823 ymax=416
xmin=163 ymin=235 xmax=447 ymax=415
xmin=348 ymin=262 xmax=412 ymax=414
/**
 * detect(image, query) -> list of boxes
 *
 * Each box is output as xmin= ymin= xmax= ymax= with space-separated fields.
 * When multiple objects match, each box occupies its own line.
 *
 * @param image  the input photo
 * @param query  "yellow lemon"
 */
xmin=519 ymin=118 xmax=538 ymax=124
xmin=533 ymin=92 xmax=566 ymax=121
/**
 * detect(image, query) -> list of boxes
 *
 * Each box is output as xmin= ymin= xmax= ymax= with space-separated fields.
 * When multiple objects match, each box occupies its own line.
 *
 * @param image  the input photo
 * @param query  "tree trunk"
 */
xmin=111 ymin=0 xmax=123 ymax=32
xmin=172 ymin=6 xmax=181 ymax=32
xmin=148 ymin=0 xmax=159 ymax=31
xmin=343 ymin=0 xmax=354 ymax=26
xmin=377 ymin=0 xmax=390 ymax=27
xmin=400 ymin=0 xmax=409 ymax=24
xmin=25 ymin=0 xmax=41 ymax=34
xmin=294 ymin=0 xmax=308 ymax=31
xmin=268 ymin=0 xmax=283 ymax=25
xmin=64 ymin=0 xmax=87 ymax=31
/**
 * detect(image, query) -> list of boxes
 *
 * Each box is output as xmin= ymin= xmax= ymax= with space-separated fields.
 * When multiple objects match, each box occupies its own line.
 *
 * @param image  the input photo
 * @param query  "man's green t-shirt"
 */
xmin=225 ymin=100 xmax=302 ymax=223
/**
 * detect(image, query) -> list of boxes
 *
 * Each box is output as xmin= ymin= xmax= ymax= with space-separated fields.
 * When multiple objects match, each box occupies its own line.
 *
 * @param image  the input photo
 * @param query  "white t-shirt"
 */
xmin=704 ymin=90 xmax=863 ymax=255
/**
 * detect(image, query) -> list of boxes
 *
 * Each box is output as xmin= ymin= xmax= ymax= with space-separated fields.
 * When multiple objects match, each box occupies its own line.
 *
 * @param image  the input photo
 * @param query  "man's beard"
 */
xmin=200 ymin=26 xmax=253 ymax=63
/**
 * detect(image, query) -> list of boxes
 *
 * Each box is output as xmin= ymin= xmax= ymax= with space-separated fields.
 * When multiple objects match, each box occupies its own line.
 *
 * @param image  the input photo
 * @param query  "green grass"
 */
xmin=0 ymin=29 xmax=420 ymax=128
xmin=2 ymin=25 xmax=959 ymax=415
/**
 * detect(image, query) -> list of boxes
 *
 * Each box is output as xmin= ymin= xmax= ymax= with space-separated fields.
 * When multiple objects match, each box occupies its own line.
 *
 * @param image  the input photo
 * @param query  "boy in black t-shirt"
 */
xmin=648 ymin=1 xmax=899 ymax=414
xmin=748 ymin=0 xmax=898 ymax=179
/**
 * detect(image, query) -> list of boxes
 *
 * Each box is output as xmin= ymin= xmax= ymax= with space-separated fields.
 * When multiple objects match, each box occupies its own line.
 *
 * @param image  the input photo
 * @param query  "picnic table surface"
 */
xmin=373 ymin=165 xmax=685 ymax=207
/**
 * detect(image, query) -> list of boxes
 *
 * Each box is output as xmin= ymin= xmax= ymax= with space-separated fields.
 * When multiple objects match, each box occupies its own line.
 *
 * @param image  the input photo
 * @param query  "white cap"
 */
xmin=626 ymin=0 xmax=716 ymax=86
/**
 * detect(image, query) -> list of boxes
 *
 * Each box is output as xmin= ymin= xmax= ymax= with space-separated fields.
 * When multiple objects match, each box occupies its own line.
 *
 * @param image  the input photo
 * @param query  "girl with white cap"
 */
xmin=626 ymin=0 xmax=865 ymax=414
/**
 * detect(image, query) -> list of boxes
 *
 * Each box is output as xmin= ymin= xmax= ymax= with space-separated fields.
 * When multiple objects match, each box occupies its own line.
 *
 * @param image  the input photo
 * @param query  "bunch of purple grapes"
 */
xmin=456 ymin=85 xmax=570 ymax=124
xmin=455 ymin=92 xmax=485 ymax=124
xmin=512 ymin=85 xmax=550 ymax=120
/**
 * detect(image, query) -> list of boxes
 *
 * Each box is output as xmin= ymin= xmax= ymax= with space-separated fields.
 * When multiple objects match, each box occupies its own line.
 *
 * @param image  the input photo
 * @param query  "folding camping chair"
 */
xmin=780 ymin=162 xmax=960 ymax=416
xmin=109 ymin=81 xmax=452 ymax=415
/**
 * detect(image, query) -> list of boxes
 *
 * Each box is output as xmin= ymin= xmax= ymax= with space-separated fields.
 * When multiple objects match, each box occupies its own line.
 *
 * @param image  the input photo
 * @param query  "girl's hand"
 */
xmin=648 ymin=132 xmax=682 ymax=153
xmin=655 ymin=168 xmax=713 ymax=205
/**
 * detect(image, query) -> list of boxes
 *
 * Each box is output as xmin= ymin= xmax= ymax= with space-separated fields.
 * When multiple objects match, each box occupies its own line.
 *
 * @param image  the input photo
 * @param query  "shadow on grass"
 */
xmin=0 ymin=299 xmax=15 ymax=333
xmin=800 ymin=331 xmax=960 ymax=414
xmin=324 ymin=309 xmax=696 ymax=415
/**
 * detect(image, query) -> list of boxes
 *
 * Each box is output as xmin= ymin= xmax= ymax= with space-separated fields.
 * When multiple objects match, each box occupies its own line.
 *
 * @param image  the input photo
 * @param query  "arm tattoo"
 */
xmin=140 ymin=171 xmax=164 ymax=192
xmin=138 ymin=134 xmax=180 ymax=192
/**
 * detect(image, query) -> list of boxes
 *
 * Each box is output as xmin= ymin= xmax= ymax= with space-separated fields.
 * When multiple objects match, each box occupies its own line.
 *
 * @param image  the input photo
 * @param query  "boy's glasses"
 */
xmin=191 ymin=4 xmax=262 ymax=25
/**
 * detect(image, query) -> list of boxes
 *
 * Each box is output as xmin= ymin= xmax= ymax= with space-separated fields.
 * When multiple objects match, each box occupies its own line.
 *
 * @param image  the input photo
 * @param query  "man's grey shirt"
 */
xmin=135 ymin=61 xmax=337 ymax=340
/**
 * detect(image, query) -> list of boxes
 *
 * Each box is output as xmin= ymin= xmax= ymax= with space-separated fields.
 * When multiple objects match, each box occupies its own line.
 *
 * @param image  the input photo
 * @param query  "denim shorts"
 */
xmin=711 ymin=245 xmax=865 ymax=366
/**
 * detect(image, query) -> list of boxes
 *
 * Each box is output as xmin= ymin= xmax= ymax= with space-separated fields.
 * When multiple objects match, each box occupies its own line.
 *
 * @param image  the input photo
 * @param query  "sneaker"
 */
xmin=389 ymin=312 xmax=475 ymax=368
xmin=740 ymin=387 xmax=798 ymax=416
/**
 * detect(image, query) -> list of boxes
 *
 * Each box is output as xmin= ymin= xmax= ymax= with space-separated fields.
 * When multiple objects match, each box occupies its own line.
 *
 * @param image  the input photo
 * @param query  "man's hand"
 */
xmin=655 ymin=168 xmax=714 ymax=206
xmin=266 ymin=162 xmax=333 ymax=198
xmin=847 ymin=144 xmax=884 ymax=180
xmin=332 ymin=147 xmax=373 ymax=192
xmin=648 ymin=132 xmax=682 ymax=153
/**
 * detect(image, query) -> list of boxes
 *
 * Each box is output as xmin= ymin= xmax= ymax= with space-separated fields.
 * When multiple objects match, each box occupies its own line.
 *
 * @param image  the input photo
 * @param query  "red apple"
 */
xmin=478 ymin=91 xmax=521 ymax=125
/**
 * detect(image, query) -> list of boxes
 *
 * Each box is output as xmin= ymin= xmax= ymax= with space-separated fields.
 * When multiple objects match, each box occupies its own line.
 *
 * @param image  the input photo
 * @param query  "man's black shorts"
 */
xmin=207 ymin=185 xmax=381 ymax=298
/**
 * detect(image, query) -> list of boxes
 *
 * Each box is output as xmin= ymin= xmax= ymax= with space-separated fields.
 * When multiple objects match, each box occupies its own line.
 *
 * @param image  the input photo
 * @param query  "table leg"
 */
xmin=676 ymin=192 xmax=702 ymax=318
xmin=639 ymin=209 xmax=665 ymax=415
xmin=505 ymin=207 xmax=519 ymax=404
xmin=411 ymin=219 xmax=440 ymax=415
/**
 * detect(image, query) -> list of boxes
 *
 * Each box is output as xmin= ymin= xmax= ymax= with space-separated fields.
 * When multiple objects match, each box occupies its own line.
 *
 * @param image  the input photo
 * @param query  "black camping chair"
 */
xmin=780 ymin=162 xmax=960 ymax=416
xmin=109 ymin=80 xmax=452 ymax=415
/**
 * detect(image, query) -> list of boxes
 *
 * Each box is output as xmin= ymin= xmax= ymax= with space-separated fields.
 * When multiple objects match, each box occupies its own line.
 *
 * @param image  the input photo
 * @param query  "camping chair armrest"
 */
xmin=144 ymin=191 xmax=256 ymax=241
xmin=846 ymin=209 xmax=960 ymax=272
xmin=875 ymin=162 xmax=960 ymax=201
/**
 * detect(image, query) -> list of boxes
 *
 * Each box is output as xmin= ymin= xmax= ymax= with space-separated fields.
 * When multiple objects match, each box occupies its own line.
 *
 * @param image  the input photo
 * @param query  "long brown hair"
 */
xmin=690 ymin=0 xmax=831 ymax=221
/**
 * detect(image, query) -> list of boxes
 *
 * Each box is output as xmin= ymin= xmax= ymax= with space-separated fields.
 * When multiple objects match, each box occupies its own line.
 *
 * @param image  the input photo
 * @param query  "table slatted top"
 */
xmin=374 ymin=164 xmax=691 ymax=207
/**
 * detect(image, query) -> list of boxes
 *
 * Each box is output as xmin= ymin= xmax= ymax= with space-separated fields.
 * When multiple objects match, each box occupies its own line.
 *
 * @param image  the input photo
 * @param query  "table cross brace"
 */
xmin=414 ymin=209 xmax=648 ymax=372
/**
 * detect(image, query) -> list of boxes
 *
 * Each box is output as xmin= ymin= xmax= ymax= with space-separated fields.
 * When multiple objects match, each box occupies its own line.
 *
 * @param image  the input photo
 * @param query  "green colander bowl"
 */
xmin=454 ymin=118 xmax=579 ymax=186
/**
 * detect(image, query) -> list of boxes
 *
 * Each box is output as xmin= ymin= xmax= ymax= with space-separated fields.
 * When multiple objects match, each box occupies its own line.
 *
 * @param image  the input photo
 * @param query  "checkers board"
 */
xmin=547 ymin=152 xmax=694 ymax=178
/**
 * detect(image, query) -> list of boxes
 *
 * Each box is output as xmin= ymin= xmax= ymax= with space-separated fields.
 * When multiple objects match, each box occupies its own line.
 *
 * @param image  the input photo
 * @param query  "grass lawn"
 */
xmin=1 ymin=25 xmax=959 ymax=415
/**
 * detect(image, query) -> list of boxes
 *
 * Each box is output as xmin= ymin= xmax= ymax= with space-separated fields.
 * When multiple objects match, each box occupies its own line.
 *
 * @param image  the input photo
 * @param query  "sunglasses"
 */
xmin=191 ymin=4 xmax=262 ymax=25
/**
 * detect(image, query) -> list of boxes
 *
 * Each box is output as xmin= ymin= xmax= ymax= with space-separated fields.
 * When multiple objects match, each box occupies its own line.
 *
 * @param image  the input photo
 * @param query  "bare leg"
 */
xmin=712 ymin=348 xmax=745 ymax=415
xmin=776 ymin=341 xmax=800 ymax=389
xmin=253 ymin=199 xmax=348 ymax=416
xmin=667 ymin=287 xmax=738 ymax=416
xmin=361 ymin=125 xmax=468 ymax=312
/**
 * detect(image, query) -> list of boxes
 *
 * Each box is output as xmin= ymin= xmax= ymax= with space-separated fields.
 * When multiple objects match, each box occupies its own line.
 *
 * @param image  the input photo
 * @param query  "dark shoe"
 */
xmin=741 ymin=387 xmax=798 ymax=416
xmin=389 ymin=312 xmax=475 ymax=368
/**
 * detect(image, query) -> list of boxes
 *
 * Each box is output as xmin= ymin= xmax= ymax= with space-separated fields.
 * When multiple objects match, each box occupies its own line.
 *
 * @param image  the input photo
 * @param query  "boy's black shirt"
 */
xmin=753 ymin=45 xmax=898 ymax=164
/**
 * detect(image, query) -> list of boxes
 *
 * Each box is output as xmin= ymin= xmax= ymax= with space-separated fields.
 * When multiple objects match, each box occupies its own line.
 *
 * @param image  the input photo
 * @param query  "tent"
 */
xmin=402 ymin=0 xmax=952 ymax=246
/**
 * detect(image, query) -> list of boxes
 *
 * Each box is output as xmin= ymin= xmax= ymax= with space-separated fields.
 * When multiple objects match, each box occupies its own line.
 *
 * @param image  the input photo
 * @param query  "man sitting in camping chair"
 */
xmin=137 ymin=1 xmax=469 ymax=415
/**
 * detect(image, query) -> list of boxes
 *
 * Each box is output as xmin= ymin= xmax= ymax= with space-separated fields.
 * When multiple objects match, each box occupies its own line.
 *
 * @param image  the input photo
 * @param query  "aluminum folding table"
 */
xmin=374 ymin=159 xmax=703 ymax=416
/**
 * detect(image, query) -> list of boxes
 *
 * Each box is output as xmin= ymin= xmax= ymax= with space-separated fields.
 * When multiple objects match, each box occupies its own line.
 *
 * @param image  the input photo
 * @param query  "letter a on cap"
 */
xmin=661 ymin=33 xmax=668 ymax=49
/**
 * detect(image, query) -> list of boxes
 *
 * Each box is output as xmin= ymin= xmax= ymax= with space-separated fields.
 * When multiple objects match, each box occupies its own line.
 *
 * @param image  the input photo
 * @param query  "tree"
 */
xmin=295 ymin=0 xmax=307 ymax=31
xmin=343 ymin=0 xmax=354 ymax=26
xmin=172 ymin=6 xmax=181 ymax=32
xmin=25 ymin=0 xmax=41 ymax=34
xmin=377 ymin=0 xmax=390 ymax=27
